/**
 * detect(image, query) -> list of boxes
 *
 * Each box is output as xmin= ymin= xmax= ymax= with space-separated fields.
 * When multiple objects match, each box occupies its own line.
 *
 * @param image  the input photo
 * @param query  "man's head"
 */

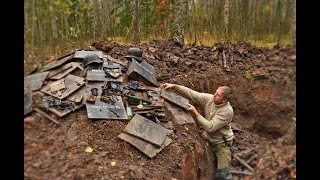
xmin=212 ymin=86 xmax=233 ymax=104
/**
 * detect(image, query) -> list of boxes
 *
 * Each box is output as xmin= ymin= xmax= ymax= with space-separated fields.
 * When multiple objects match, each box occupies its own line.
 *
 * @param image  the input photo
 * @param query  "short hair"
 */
xmin=220 ymin=86 xmax=233 ymax=101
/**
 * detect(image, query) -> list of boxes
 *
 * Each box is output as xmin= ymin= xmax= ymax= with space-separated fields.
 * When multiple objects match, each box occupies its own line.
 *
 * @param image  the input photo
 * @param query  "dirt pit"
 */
xmin=24 ymin=39 xmax=296 ymax=179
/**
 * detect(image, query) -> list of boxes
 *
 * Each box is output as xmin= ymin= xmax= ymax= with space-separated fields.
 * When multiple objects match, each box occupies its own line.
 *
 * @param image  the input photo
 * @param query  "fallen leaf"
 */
xmin=85 ymin=147 xmax=93 ymax=153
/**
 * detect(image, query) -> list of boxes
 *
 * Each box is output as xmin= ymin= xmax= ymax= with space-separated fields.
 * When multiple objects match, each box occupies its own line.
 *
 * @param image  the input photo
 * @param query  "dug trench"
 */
xmin=24 ymin=39 xmax=296 ymax=179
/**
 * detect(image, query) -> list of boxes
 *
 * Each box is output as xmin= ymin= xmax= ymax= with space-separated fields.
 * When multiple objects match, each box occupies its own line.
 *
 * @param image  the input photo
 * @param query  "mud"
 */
xmin=24 ymin=38 xmax=296 ymax=179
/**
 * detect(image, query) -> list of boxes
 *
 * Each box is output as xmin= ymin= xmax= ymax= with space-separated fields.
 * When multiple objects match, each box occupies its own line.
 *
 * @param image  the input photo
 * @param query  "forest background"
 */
xmin=24 ymin=0 xmax=296 ymax=74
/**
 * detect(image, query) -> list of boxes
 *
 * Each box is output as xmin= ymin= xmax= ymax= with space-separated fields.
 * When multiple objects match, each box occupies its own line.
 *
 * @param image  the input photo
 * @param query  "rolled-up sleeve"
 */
xmin=196 ymin=111 xmax=232 ymax=133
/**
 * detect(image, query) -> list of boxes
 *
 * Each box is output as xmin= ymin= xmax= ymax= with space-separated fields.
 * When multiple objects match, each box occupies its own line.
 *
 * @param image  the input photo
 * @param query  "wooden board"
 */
xmin=39 ymin=54 xmax=74 ymax=72
xmin=40 ymin=74 xmax=85 ymax=100
xmin=24 ymin=72 xmax=49 ymax=91
xmin=127 ymin=59 xmax=158 ymax=87
xmin=118 ymin=133 xmax=172 ymax=158
xmin=124 ymin=114 xmax=168 ymax=147
xmin=160 ymin=89 xmax=189 ymax=110
xmin=49 ymin=62 xmax=83 ymax=80
xmin=164 ymin=101 xmax=195 ymax=125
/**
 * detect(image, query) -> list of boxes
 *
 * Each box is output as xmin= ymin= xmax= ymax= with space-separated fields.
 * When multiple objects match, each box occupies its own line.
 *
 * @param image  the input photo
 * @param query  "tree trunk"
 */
xmin=132 ymin=0 xmax=140 ymax=43
xmin=224 ymin=0 xmax=230 ymax=38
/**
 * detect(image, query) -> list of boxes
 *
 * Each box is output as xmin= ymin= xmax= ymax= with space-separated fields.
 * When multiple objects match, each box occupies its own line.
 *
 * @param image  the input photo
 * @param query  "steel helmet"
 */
xmin=83 ymin=54 xmax=103 ymax=67
xmin=125 ymin=48 xmax=143 ymax=62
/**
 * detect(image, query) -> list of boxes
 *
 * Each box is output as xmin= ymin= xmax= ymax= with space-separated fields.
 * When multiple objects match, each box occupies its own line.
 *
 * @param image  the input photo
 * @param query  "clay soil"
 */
xmin=24 ymin=39 xmax=296 ymax=180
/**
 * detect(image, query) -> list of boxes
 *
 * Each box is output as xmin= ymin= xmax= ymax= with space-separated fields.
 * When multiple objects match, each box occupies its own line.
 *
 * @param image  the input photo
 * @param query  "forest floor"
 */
xmin=24 ymin=39 xmax=296 ymax=180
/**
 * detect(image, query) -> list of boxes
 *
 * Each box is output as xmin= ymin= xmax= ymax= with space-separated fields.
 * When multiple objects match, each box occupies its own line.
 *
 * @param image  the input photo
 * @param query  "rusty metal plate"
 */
xmin=124 ymin=114 xmax=168 ymax=147
xmin=41 ymin=74 xmax=85 ymax=100
xmin=164 ymin=101 xmax=195 ymax=125
xmin=24 ymin=72 xmax=49 ymax=91
xmin=39 ymin=54 xmax=74 ymax=72
xmin=47 ymin=100 xmax=84 ymax=117
xmin=118 ymin=132 xmax=172 ymax=158
xmin=160 ymin=89 xmax=189 ymax=110
xmin=74 ymin=51 xmax=103 ymax=59
xmin=49 ymin=62 xmax=83 ymax=80
xmin=87 ymin=69 xmax=123 ymax=82
xmin=24 ymin=90 xmax=33 ymax=116
xmin=127 ymin=59 xmax=158 ymax=87
xmin=67 ymin=86 xmax=86 ymax=104
xmin=86 ymin=96 xmax=128 ymax=120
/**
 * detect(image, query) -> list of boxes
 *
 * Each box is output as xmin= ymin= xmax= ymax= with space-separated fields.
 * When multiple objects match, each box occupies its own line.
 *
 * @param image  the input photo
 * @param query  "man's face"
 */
xmin=212 ymin=87 xmax=226 ymax=104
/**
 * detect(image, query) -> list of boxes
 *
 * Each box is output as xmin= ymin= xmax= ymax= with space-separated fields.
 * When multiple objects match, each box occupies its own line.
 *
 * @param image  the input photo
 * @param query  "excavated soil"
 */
xmin=24 ymin=39 xmax=296 ymax=180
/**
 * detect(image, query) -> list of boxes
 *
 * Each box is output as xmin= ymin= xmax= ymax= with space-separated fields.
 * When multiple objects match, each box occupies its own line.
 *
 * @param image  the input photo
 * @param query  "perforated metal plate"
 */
xmin=160 ymin=89 xmax=189 ymax=110
xmin=118 ymin=133 xmax=172 ymax=158
xmin=85 ymin=96 xmax=128 ymax=120
xmin=127 ymin=59 xmax=158 ymax=86
xmin=124 ymin=114 xmax=168 ymax=147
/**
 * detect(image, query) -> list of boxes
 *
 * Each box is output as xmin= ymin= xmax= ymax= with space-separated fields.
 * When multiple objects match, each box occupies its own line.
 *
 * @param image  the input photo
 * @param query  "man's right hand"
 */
xmin=161 ymin=83 xmax=176 ymax=89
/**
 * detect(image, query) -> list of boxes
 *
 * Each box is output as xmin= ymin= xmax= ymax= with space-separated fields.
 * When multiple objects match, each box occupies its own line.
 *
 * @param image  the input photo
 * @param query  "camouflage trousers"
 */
xmin=211 ymin=141 xmax=232 ymax=169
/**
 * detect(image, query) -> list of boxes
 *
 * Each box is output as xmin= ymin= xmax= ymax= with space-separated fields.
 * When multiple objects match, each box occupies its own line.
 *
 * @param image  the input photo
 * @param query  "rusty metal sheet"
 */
xmin=85 ymin=96 xmax=128 ymax=120
xmin=74 ymin=51 xmax=103 ymax=59
xmin=124 ymin=114 xmax=168 ymax=147
xmin=41 ymin=74 xmax=85 ymax=100
xmin=24 ymin=72 xmax=49 ymax=91
xmin=160 ymin=89 xmax=189 ymax=110
xmin=67 ymin=86 xmax=86 ymax=104
xmin=49 ymin=62 xmax=83 ymax=80
xmin=164 ymin=101 xmax=195 ymax=125
xmin=24 ymin=90 xmax=33 ymax=116
xmin=87 ymin=69 xmax=123 ymax=82
xmin=127 ymin=59 xmax=158 ymax=87
xmin=118 ymin=133 xmax=172 ymax=158
xmin=39 ymin=54 xmax=74 ymax=72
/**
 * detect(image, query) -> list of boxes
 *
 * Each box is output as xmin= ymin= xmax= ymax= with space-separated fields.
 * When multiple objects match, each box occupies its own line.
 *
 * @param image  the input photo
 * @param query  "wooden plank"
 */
xmin=160 ymin=89 xmax=189 ymax=110
xmin=164 ymin=101 xmax=195 ymax=125
xmin=50 ymin=62 xmax=82 ymax=80
xmin=127 ymin=59 xmax=158 ymax=87
xmin=39 ymin=54 xmax=74 ymax=72
xmin=124 ymin=114 xmax=168 ymax=147
xmin=34 ymin=108 xmax=60 ymax=125
xmin=40 ymin=74 xmax=85 ymax=100
xmin=47 ymin=62 xmax=73 ymax=78
xmin=118 ymin=133 xmax=172 ymax=158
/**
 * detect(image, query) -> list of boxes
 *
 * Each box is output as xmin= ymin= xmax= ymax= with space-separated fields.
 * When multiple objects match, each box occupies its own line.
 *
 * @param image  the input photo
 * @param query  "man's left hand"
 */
xmin=188 ymin=104 xmax=199 ymax=116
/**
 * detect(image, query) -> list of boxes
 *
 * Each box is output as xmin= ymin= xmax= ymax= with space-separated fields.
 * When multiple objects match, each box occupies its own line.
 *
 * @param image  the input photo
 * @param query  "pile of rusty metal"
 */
xmin=24 ymin=47 xmax=194 ymax=158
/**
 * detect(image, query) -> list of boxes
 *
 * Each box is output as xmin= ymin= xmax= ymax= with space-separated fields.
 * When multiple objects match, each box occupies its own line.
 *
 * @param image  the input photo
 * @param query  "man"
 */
xmin=162 ymin=83 xmax=234 ymax=180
